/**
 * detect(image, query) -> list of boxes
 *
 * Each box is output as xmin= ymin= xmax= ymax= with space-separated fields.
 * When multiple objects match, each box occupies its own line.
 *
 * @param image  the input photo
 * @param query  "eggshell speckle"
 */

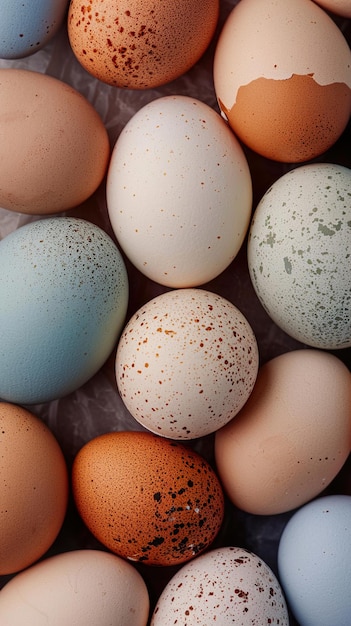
xmin=0 ymin=402 xmax=69 ymax=575
xmin=0 ymin=217 xmax=128 ymax=404
xmin=0 ymin=549 xmax=150 ymax=626
xmin=116 ymin=288 xmax=259 ymax=439
xmin=213 ymin=0 xmax=351 ymax=162
xmin=248 ymin=163 xmax=351 ymax=349
xmin=0 ymin=0 xmax=69 ymax=59
xmin=151 ymin=546 xmax=289 ymax=624
xmin=278 ymin=495 xmax=351 ymax=626
xmin=72 ymin=431 xmax=225 ymax=566
xmin=215 ymin=349 xmax=351 ymax=515
xmin=107 ymin=95 xmax=252 ymax=288
xmin=0 ymin=68 xmax=110 ymax=214
xmin=68 ymin=0 xmax=219 ymax=89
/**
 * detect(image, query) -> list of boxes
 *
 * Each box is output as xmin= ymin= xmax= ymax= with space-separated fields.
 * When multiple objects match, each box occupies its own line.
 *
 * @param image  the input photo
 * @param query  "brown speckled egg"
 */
xmin=214 ymin=0 xmax=351 ymax=163
xmin=67 ymin=0 xmax=219 ymax=89
xmin=72 ymin=431 xmax=225 ymax=566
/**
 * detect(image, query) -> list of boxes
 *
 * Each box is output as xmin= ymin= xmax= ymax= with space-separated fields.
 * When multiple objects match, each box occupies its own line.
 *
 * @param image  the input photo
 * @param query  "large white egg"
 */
xmin=116 ymin=288 xmax=259 ymax=439
xmin=107 ymin=95 xmax=252 ymax=288
xmin=0 ymin=217 xmax=128 ymax=404
xmin=248 ymin=163 xmax=351 ymax=349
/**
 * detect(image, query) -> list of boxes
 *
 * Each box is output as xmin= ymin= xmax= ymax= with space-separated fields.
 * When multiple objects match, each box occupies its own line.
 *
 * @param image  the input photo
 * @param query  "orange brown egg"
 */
xmin=72 ymin=431 xmax=225 ymax=566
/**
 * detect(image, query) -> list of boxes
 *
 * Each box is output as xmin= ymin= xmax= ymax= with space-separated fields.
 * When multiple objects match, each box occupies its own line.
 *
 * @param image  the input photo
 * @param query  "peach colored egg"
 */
xmin=115 ymin=289 xmax=259 ymax=439
xmin=0 ymin=402 xmax=69 ymax=575
xmin=215 ymin=349 xmax=351 ymax=515
xmin=67 ymin=0 xmax=219 ymax=89
xmin=313 ymin=0 xmax=351 ymax=17
xmin=72 ymin=431 xmax=225 ymax=566
xmin=0 ymin=68 xmax=109 ymax=214
xmin=213 ymin=0 xmax=351 ymax=162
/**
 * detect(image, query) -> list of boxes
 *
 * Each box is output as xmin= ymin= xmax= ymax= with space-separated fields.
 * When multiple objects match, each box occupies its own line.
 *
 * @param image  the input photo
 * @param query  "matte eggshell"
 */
xmin=0 ymin=217 xmax=128 ymax=404
xmin=151 ymin=546 xmax=289 ymax=624
xmin=215 ymin=349 xmax=351 ymax=515
xmin=278 ymin=495 xmax=351 ymax=626
xmin=107 ymin=95 xmax=252 ymax=288
xmin=0 ymin=0 xmax=69 ymax=59
xmin=0 ymin=68 xmax=110 ymax=214
xmin=0 ymin=402 xmax=68 ymax=575
xmin=0 ymin=549 xmax=150 ymax=626
xmin=247 ymin=163 xmax=351 ymax=349
xmin=72 ymin=431 xmax=225 ymax=566
xmin=116 ymin=288 xmax=259 ymax=439
xmin=68 ymin=0 xmax=219 ymax=89
xmin=213 ymin=0 xmax=351 ymax=162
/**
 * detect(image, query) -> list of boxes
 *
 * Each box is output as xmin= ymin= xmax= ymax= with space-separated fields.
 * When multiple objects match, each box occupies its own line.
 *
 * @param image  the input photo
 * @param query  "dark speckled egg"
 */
xmin=72 ymin=430 xmax=225 ymax=566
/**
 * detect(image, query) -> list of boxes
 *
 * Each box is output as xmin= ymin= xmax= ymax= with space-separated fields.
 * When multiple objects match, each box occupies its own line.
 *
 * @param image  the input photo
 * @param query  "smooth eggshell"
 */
xmin=0 ymin=217 xmax=128 ymax=404
xmin=278 ymin=495 xmax=351 ymax=626
xmin=0 ymin=68 xmax=110 ymax=214
xmin=248 ymin=163 xmax=351 ymax=349
xmin=0 ymin=402 xmax=68 ymax=575
xmin=151 ymin=546 xmax=289 ymax=624
xmin=215 ymin=349 xmax=351 ymax=515
xmin=116 ymin=288 xmax=259 ymax=439
xmin=72 ymin=431 xmax=225 ymax=566
xmin=107 ymin=95 xmax=252 ymax=288
xmin=68 ymin=0 xmax=219 ymax=89
xmin=0 ymin=549 xmax=150 ymax=626
xmin=213 ymin=0 xmax=351 ymax=162
xmin=313 ymin=0 xmax=351 ymax=17
xmin=0 ymin=0 xmax=69 ymax=59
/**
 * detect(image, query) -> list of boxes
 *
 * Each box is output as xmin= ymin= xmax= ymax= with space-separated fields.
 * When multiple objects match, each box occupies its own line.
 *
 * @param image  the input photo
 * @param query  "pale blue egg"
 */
xmin=0 ymin=217 xmax=129 ymax=404
xmin=0 ymin=0 xmax=69 ymax=59
xmin=278 ymin=495 xmax=351 ymax=626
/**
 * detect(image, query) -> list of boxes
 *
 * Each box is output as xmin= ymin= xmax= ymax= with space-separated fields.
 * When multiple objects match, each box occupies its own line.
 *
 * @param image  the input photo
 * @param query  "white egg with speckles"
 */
xmin=151 ymin=546 xmax=289 ymax=625
xmin=116 ymin=288 xmax=259 ymax=439
xmin=248 ymin=163 xmax=351 ymax=349
xmin=107 ymin=95 xmax=252 ymax=288
xmin=0 ymin=217 xmax=129 ymax=405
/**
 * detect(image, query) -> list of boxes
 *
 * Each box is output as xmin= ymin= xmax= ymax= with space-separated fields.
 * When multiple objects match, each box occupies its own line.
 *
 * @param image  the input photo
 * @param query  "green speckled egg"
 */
xmin=248 ymin=163 xmax=351 ymax=349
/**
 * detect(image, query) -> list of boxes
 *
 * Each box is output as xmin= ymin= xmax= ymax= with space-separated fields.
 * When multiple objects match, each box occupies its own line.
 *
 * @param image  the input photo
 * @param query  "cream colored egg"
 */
xmin=215 ymin=349 xmax=351 ymax=515
xmin=248 ymin=163 xmax=351 ymax=349
xmin=151 ymin=546 xmax=289 ymax=624
xmin=116 ymin=288 xmax=259 ymax=439
xmin=0 ymin=550 xmax=149 ymax=626
xmin=107 ymin=95 xmax=252 ymax=288
xmin=213 ymin=0 xmax=351 ymax=162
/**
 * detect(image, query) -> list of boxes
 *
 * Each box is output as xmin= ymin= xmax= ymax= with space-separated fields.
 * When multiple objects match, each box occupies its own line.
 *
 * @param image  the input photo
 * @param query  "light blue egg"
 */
xmin=0 ymin=217 xmax=129 ymax=404
xmin=278 ymin=494 xmax=351 ymax=626
xmin=0 ymin=0 xmax=69 ymax=59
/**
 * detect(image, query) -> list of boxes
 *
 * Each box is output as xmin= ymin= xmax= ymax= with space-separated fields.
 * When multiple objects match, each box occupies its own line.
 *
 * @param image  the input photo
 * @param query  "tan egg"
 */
xmin=67 ymin=0 xmax=219 ymax=89
xmin=215 ymin=349 xmax=351 ymax=515
xmin=213 ymin=0 xmax=351 ymax=163
xmin=0 ymin=68 xmax=110 ymax=214
xmin=0 ymin=402 xmax=69 ymax=575
xmin=72 ymin=431 xmax=225 ymax=566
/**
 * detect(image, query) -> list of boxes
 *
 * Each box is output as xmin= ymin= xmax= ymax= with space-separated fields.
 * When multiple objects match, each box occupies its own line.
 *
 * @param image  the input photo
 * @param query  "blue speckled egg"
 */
xmin=0 ymin=217 xmax=129 ymax=404
xmin=0 ymin=0 xmax=69 ymax=59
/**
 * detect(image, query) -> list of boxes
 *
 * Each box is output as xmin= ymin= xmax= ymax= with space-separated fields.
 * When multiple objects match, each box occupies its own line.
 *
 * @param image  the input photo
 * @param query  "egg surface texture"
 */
xmin=0 ymin=402 xmax=68 ymax=575
xmin=215 ymin=349 xmax=351 ymax=515
xmin=0 ymin=68 xmax=110 ymax=214
xmin=116 ymin=288 xmax=259 ymax=439
xmin=248 ymin=163 xmax=351 ymax=349
xmin=0 ymin=217 xmax=128 ymax=404
xmin=151 ymin=546 xmax=289 ymax=624
xmin=72 ymin=431 xmax=225 ymax=566
xmin=107 ymin=95 xmax=252 ymax=288
xmin=213 ymin=0 xmax=351 ymax=162
xmin=0 ymin=0 xmax=69 ymax=59
xmin=278 ymin=495 xmax=351 ymax=626
xmin=68 ymin=0 xmax=219 ymax=89
xmin=0 ymin=549 xmax=149 ymax=625
xmin=313 ymin=0 xmax=351 ymax=17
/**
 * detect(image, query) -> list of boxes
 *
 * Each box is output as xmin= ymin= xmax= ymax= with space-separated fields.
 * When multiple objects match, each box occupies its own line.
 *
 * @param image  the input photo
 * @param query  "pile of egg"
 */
xmin=0 ymin=0 xmax=350 ymax=624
